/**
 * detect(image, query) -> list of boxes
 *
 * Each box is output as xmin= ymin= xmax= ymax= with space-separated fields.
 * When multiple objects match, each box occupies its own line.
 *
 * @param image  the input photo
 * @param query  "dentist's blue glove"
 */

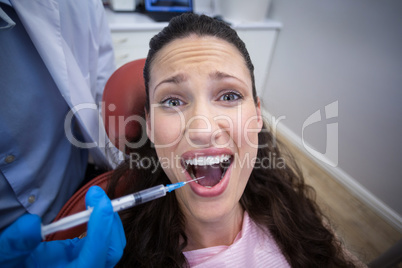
xmin=0 ymin=214 xmax=41 ymax=267
xmin=0 ymin=186 xmax=126 ymax=267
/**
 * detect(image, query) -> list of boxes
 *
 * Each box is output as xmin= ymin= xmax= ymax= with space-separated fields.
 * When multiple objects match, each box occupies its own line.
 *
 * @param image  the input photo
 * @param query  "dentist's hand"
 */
xmin=0 ymin=214 xmax=41 ymax=267
xmin=0 ymin=186 xmax=126 ymax=267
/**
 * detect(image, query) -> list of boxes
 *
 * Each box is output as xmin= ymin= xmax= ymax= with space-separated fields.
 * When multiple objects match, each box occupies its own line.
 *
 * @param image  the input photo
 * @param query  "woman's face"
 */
xmin=146 ymin=35 xmax=262 ymax=224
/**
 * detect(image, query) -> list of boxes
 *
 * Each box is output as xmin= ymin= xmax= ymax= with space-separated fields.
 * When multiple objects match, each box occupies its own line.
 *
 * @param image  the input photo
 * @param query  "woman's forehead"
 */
xmin=154 ymin=35 xmax=240 ymax=61
xmin=149 ymin=35 xmax=251 ymax=87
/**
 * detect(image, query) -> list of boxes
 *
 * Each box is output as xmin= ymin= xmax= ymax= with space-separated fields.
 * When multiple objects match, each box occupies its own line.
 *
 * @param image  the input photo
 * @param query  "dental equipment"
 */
xmin=41 ymin=176 xmax=204 ymax=238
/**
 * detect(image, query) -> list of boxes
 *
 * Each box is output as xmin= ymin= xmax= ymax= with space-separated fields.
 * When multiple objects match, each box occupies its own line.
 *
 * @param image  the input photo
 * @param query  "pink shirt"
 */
xmin=183 ymin=212 xmax=290 ymax=267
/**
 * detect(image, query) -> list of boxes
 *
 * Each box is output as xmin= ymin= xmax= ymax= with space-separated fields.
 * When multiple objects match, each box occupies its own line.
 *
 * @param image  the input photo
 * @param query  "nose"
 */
xmin=185 ymin=103 xmax=222 ymax=148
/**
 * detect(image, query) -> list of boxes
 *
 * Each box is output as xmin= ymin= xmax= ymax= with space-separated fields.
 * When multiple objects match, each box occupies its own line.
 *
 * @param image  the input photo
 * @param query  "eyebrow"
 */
xmin=154 ymin=74 xmax=187 ymax=92
xmin=210 ymin=71 xmax=248 ymax=87
xmin=210 ymin=71 xmax=235 ymax=80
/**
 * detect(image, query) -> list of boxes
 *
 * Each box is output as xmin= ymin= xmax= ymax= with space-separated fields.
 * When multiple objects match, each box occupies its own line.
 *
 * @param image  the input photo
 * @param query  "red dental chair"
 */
xmin=45 ymin=58 xmax=146 ymax=241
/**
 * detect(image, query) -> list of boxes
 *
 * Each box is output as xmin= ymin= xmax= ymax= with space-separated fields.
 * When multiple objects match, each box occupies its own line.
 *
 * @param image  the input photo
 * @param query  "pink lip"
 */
xmin=181 ymin=148 xmax=234 ymax=198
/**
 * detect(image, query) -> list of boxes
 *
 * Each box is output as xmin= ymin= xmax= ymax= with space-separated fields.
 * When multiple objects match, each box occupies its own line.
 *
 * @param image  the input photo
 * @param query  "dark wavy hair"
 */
xmin=108 ymin=13 xmax=357 ymax=267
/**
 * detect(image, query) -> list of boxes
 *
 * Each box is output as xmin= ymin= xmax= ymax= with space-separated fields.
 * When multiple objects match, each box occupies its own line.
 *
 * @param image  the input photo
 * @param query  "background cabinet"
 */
xmin=111 ymin=31 xmax=158 ymax=67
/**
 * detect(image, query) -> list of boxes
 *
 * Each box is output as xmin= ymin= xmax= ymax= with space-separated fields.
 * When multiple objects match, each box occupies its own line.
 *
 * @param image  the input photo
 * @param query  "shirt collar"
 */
xmin=0 ymin=0 xmax=15 ymax=30
xmin=0 ymin=0 xmax=12 ymax=6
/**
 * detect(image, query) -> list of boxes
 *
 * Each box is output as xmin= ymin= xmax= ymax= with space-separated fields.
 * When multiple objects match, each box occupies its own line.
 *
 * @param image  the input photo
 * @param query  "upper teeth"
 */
xmin=185 ymin=155 xmax=230 ymax=166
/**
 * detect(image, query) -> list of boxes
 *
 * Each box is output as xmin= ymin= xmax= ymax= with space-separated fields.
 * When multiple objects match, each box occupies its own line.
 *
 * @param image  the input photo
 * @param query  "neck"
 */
xmin=183 ymin=205 xmax=244 ymax=251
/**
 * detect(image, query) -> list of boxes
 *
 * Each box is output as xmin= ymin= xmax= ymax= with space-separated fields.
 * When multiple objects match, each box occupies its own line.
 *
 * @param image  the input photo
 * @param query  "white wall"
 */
xmin=263 ymin=0 xmax=402 ymax=229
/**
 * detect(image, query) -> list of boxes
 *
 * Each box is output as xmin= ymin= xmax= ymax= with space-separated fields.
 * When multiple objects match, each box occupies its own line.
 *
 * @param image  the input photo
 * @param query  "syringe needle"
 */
xmin=185 ymin=176 xmax=205 ymax=184
xmin=165 ymin=176 xmax=205 ymax=192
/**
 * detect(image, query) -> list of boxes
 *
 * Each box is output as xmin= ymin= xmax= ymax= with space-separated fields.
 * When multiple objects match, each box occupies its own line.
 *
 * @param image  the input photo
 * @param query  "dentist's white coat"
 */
xmin=11 ymin=0 xmax=118 ymax=168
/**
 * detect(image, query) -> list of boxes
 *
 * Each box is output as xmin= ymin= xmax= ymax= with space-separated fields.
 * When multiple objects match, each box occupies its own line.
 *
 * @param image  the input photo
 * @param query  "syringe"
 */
xmin=41 ymin=176 xmax=204 ymax=238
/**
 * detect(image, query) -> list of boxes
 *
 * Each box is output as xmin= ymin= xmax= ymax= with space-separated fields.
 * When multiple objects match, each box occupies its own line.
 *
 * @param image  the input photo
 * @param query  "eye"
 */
xmin=219 ymin=91 xmax=243 ymax=102
xmin=161 ymin=97 xmax=184 ymax=107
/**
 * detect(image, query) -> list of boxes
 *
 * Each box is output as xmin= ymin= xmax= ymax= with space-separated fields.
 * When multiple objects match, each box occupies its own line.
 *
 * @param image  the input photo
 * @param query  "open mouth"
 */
xmin=182 ymin=155 xmax=233 ymax=188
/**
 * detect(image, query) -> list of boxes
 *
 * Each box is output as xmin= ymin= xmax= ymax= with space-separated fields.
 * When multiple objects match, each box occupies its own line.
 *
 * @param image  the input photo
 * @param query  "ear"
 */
xmin=145 ymin=109 xmax=154 ymax=143
xmin=256 ymin=97 xmax=263 ymax=132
